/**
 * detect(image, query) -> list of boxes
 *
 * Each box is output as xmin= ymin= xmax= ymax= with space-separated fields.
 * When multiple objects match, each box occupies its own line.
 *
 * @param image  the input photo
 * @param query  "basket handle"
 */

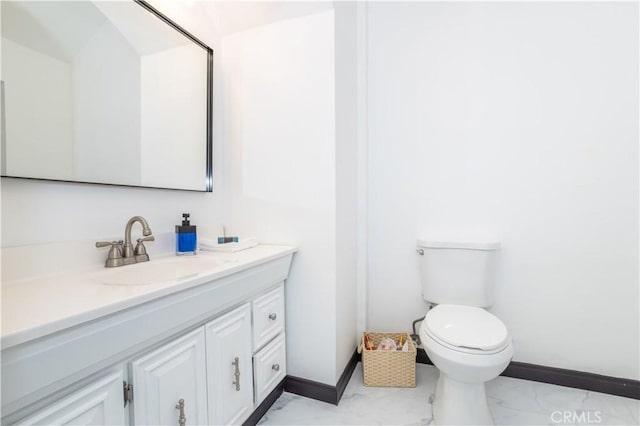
xmin=357 ymin=335 xmax=365 ymax=354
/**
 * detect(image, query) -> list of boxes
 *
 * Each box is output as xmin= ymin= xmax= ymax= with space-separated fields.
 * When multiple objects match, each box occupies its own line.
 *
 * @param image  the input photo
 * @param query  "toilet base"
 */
xmin=432 ymin=372 xmax=494 ymax=425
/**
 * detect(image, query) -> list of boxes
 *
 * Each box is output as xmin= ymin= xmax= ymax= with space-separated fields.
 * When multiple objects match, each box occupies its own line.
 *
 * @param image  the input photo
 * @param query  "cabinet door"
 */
xmin=205 ymin=303 xmax=253 ymax=425
xmin=131 ymin=328 xmax=208 ymax=426
xmin=18 ymin=371 xmax=125 ymax=425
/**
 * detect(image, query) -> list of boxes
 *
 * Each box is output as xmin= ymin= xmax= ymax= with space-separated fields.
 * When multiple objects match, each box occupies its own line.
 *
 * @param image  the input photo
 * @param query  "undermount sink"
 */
xmin=94 ymin=257 xmax=219 ymax=286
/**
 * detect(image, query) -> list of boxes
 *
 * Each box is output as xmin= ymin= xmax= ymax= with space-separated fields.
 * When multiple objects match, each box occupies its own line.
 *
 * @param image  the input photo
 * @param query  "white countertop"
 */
xmin=1 ymin=245 xmax=296 ymax=349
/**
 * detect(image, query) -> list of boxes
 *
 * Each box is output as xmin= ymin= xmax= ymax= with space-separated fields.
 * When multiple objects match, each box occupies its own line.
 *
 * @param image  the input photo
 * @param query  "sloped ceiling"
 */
xmin=2 ymin=1 xmax=106 ymax=62
xmin=1 ymin=1 xmax=192 ymax=64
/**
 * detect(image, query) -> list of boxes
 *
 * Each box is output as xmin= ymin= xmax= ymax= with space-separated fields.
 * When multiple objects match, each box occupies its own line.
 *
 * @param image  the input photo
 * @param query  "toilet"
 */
xmin=416 ymin=240 xmax=513 ymax=426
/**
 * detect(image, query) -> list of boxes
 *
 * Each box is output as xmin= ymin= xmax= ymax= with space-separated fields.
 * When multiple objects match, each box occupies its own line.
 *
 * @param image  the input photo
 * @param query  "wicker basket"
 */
xmin=358 ymin=332 xmax=416 ymax=387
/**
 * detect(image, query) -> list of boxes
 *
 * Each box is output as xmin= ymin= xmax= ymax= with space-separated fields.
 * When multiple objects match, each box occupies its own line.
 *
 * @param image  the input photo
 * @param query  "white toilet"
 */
xmin=416 ymin=240 xmax=513 ymax=426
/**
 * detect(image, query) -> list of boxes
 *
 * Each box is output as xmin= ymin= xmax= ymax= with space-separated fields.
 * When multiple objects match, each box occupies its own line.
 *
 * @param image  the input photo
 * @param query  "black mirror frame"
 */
xmin=135 ymin=0 xmax=214 ymax=192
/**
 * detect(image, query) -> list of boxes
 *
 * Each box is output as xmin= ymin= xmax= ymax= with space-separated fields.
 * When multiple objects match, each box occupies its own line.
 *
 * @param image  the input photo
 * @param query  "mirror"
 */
xmin=0 ymin=0 xmax=213 ymax=191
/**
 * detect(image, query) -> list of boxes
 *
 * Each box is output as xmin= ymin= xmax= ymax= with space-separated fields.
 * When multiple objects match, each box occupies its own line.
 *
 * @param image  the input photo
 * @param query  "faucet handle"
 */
xmin=134 ymin=236 xmax=154 ymax=262
xmin=95 ymin=240 xmax=122 ymax=248
xmin=95 ymin=241 xmax=124 ymax=268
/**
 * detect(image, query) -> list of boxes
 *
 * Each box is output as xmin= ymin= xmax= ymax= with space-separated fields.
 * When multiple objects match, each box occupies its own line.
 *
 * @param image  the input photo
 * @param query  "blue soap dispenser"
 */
xmin=175 ymin=213 xmax=197 ymax=255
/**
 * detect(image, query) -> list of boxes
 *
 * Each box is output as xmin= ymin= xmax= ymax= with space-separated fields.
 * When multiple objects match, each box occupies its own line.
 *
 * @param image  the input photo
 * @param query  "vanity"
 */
xmin=1 ymin=245 xmax=296 ymax=425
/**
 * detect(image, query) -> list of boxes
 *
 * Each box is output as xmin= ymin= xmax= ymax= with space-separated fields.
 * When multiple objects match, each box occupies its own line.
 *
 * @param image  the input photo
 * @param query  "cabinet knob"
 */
xmin=272 ymin=363 xmax=280 ymax=372
xmin=268 ymin=313 xmax=277 ymax=321
xmin=232 ymin=357 xmax=241 ymax=391
xmin=175 ymin=399 xmax=186 ymax=426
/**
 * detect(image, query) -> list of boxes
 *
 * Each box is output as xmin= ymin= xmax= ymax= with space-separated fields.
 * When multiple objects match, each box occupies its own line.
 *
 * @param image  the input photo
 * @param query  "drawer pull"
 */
xmin=232 ymin=357 xmax=241 ymax=391
xmin=175 ymin=399 xmax=186 ymax=426
xmin=268 ymin=313 xmax=277 ymax=321
xmin=272 ymin=363 xmax=280 ymax=372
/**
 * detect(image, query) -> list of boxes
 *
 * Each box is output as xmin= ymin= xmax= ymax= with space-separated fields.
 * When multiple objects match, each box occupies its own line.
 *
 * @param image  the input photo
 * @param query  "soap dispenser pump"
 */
xmin=175 ymin=213 xmax=197 ymax=255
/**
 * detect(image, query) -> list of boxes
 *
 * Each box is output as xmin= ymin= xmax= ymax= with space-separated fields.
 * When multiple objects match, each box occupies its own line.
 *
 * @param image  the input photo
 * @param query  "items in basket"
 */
xmin=364 ymin=333 xmax=410 ymax=352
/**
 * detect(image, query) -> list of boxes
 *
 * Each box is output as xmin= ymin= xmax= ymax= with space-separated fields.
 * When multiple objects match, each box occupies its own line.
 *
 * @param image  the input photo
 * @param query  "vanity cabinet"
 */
xmin=11 ymin=284 xmax=286 ymax=426
xmin=17 ymin=371 xmax=125 ymax=426
xmin=128 ymin=288 xmax=285 ymax=426
xmin=2 ymin=247 xmax=295 ymax=426
xmin=205 ymin=303 xmax=253 ymax=425
xmin=130 ymin=328 xmax=209 ymax=426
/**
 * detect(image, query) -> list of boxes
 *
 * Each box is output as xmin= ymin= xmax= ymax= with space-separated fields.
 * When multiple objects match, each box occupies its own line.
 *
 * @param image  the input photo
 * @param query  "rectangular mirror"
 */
xmin=1 ymin=0 xmax=213 ymax=191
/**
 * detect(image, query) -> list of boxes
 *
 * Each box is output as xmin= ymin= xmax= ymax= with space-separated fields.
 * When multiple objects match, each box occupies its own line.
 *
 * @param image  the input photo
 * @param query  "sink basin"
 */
xmin=95 ymin=257 xmax=219 ymax=286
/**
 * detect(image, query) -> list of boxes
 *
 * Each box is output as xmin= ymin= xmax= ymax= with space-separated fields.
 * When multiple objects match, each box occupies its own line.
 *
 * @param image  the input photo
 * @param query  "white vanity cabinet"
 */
xmin=2 ymin=247 xmax=295 ymax=426
xmin=128 ymin=287 xmax=285 ymax=426
xmin=17 ymin=371 xmax=125 ymax=426
xmin=205 ymin=303 xmax=253 ymax=425
xmin=130 ymin=328 xmax=209 ymax=426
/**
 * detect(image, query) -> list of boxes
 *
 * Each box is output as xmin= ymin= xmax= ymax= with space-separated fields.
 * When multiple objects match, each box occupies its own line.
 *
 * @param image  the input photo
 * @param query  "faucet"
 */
xmin=122 ymin=216 xmax=153 ymax=265
xmin=96 ymin=216 xmax=154 ymax=267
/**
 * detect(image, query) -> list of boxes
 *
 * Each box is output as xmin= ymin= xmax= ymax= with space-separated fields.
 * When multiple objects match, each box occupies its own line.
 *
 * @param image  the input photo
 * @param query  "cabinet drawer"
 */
xmin=252 ymin=334 xmax=286 ymax=406
xmin=252 ymin=285 xmax=285 ymax=351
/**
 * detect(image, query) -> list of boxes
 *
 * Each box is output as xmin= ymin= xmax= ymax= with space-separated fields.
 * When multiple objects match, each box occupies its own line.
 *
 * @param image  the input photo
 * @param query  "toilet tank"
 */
xmin=417 ymin=240 xmax=500 ymax=307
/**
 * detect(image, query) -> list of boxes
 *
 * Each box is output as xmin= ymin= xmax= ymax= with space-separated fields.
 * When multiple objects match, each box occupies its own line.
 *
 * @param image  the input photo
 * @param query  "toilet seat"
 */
xmin=424 ymin=304 xmax=509 ymax=355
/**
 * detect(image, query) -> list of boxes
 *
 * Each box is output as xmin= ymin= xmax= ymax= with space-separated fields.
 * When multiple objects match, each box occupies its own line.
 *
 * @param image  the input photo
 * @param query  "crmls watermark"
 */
xmin=551 ymin=410 xmax=602 ymax=424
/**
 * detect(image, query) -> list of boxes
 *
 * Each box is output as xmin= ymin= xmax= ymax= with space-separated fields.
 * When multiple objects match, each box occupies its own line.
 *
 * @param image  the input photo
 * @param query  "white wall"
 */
xmin=334 ymin=2 xmax=359 ymax=383
xmin=367 ymin=2 xmax=639 ymax=379
xmin=220 ymin=10 xmax=339 ymax=385
xmin=1 ymin=38 xmax=73 ymax=180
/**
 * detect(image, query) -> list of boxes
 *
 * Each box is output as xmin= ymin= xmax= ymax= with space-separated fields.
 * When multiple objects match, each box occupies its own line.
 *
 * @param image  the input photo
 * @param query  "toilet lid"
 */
xmin=425 ymin=305 xmax=509 ymax=351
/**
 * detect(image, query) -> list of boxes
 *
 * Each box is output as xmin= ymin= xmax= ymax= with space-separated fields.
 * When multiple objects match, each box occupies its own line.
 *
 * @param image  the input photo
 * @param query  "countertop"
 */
xmin=1 ymin=245 xmax=296 ymax=349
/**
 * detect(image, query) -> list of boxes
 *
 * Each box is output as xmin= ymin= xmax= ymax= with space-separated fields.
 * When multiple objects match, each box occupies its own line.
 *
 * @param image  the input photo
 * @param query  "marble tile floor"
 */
xmin=259 ymin=364 xmax=639 ymax=426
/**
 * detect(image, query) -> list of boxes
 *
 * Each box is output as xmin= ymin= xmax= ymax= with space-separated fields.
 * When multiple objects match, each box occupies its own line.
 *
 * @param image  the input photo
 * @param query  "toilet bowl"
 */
xmin=419 ymin=304 xmax=513 ymax=425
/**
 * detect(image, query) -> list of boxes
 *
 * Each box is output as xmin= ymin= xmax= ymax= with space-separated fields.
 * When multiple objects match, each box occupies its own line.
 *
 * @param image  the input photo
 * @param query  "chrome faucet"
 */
xmin=96 ymin=216 xmax=154 ymax=267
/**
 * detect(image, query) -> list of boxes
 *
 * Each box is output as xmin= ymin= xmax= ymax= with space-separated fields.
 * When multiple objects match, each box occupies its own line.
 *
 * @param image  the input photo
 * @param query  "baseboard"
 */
xmin=243 ymin=378 xmax=285 ymax=426
xmin=284 ymin=375 xmax=337 ymax=405
xmin=501 ymin=361 xmax=640 ymax=400
xmin=414 ymin=348 xmax=639 ymax=400
xmin=336 ymin=349 xmax=360 ymax=402
xmin=284 ymin=349 xmax=360 ymax=406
